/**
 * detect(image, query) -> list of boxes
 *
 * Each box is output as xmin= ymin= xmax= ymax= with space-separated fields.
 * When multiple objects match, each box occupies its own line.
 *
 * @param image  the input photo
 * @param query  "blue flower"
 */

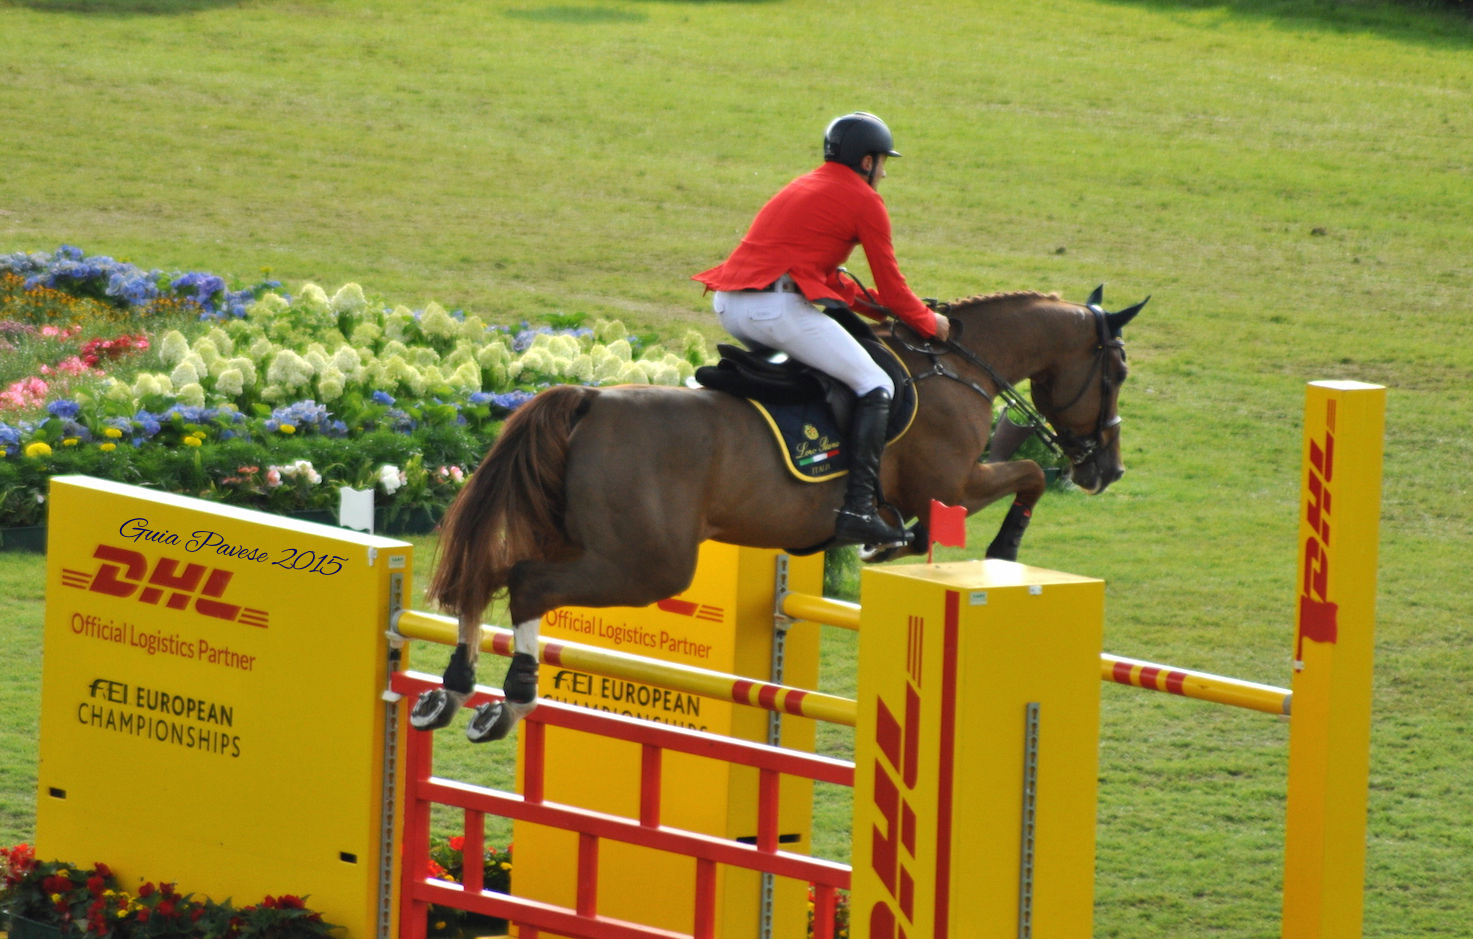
xmin=372 ymin=390 xmax=396 ymax=406
xmin=46 ymin=400 xmax=82 ymax=420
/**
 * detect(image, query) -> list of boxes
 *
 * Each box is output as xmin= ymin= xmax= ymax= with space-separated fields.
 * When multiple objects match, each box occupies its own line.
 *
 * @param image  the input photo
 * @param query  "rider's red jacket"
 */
xmin=693 ymin=161 xmax=941 ymax=338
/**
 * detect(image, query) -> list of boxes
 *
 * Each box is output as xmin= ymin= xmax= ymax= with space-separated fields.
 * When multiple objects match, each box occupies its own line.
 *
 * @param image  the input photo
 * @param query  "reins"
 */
xmin=836 ymin=269 xmax=1125 ymax=466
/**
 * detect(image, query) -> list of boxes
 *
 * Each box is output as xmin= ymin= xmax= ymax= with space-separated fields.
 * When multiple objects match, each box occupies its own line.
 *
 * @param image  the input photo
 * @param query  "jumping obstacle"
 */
xmin=34 ymin=380 xmax=1384 ymax=939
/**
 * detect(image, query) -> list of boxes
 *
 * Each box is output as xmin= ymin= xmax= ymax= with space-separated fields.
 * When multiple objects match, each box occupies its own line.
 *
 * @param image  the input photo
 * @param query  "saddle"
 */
xmin=694 ymin=306 xmax=917 ymax=482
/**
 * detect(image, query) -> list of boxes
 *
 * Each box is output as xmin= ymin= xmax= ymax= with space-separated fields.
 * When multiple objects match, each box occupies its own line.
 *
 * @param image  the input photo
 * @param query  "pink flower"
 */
xmin=265 ymin=468 xmax=282 ymax=487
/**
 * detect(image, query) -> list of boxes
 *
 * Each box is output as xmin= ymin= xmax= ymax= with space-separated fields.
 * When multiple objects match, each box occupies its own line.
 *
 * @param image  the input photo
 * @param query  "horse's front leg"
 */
xmin=409 ymin=615 xmax=482 ymax=731
xmin=962 ymin=459 xmax=1048 ymax=561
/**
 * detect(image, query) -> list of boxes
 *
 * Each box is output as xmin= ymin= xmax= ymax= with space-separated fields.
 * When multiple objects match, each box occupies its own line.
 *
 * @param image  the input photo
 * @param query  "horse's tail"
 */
xmin=427 ymin=385 xmax=595 ymax=624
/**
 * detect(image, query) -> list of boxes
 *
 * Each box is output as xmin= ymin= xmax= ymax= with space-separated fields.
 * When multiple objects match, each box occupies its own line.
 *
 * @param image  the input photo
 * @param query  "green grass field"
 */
xmin=3 ymin=0 xmax=1472 ymax=935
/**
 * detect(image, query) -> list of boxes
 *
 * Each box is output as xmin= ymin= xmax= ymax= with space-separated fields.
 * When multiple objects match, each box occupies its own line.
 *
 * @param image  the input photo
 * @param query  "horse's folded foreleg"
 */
xmin=963 ymin=460 xmax=1048 ymax=562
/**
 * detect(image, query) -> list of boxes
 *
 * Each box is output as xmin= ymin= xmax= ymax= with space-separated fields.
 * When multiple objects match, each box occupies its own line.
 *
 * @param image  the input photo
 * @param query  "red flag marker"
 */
xmin=928 ymin=500 xmax=966 ymax=563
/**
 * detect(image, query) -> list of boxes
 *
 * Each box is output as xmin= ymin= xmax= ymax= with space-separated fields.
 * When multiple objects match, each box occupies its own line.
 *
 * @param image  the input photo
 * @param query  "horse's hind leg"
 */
xmin=464 ymin=546 xmax=700 ymax=743
xmin=409 ymin=614 xmax=484 ymax=731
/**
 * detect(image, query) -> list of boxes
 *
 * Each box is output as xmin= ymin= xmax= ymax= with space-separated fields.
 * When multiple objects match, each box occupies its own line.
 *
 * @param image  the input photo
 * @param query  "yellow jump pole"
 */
xmin=1281 ymin=381 xmax=1386 ymax=939
xmin=393 ymin=608 xmax=859 ymax=727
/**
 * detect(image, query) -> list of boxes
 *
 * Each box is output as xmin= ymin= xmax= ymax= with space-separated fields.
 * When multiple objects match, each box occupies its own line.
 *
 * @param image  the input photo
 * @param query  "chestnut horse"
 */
xmin=413 ymin=288 xmax=1146 ymax=741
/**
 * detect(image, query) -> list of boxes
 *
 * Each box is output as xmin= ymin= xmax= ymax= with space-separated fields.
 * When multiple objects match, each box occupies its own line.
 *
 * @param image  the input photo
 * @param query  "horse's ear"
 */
xmin=1086 ymin=284 xmax=1104 ymax=307
xmin=1106 ymin=295 xmax=1150 ymax=335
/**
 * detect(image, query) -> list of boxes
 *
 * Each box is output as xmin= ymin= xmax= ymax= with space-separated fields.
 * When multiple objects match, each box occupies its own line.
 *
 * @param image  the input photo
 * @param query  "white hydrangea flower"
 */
xmin=420 ymin=302 xmax=459 ymax=340
xmin=408 ymin=346 xmax=441 ymax=369
xmin=159 ymin=330 xmax=191 ymax=367
xmin=568 ymin=353 xmax=594 ymax=383
xmin=648 ymin=362 xmax=680 ymax=386
xmin=215 ymin=368 xmax=246 ymax=397
xmin=381 ymin=339 xmax=410 ymax=360
xmin=331 ymin=344 xmax=362 ymax=373
xmin=329 ymin=283 xmax=368 ymax=315
xmin=317 ymin=365 xmax=346 ymax=402
xmin=297 ymin=283 xmax=331 ymax=315
xmin=459 ymin=314 xmax=488 ymax=339
xmin=178 ymin=382 xmax=207 ymax=407
xmin=170 ymin=361 xmax=201 ymax=388
xmin=592 ymin=355 xmax=624 ymax=385
xmin=248 ymin=292 xmax=290 ymax=316
xmin=448 ymin=361 xmax=483 ymax=392
xmin=518 ymin=347 xmax=553 ymax=375
xmin=226 ymin=357 xmax=257 ymax=388
xmin=350 ymin=322 xmax=382 ymax=348
xmin=248 ymin=336 xmax=276 ymax=361
xmin=475 ymin=342 xmax=511 ymax=370
xmin=205 ymin=327 xmax=234 ymax=357
xmin=378 ymin=464 xmax=406 ymax=494
xmin=594 ymin=319 xmax=628 ymax=344
xmin=259 ymin=383 xmax=289 ymax=403
xmin=383 ymin=306 xmax=415 ymax=341
xmin=266 ymin=349 xmax=316 ymax=391
xmin=605 ymin=338 xmax=633 ymax=362
xmin=549 ymin=334 xmax=582 ymax=359
xmin=617 ymin=360 xmax=651 ymax=384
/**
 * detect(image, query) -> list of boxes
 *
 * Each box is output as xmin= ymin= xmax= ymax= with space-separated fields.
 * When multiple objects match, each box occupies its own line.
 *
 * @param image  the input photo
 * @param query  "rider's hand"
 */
xmin=931 ymin=314 xmax=951 ymax=344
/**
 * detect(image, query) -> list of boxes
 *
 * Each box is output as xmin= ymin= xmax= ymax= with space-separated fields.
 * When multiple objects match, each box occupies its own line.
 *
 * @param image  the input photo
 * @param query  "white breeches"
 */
xmin=712 ymin=281 xmax=893 ymax=398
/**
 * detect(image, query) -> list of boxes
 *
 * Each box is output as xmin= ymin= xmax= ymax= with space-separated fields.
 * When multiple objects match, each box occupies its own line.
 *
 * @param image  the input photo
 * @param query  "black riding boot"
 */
xmin=833 ymin=388 xmax=908 ymax=547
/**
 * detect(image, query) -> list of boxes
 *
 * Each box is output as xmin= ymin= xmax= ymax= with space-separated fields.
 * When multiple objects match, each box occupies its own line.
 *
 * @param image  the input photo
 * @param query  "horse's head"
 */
xmin=1028 ymin=287 xmax=1147 ymax=494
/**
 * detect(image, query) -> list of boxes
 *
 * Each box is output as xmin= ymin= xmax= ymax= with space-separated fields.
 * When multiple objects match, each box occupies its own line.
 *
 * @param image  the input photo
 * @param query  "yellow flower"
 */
xmin=279 ymin=424 xmax=297 ymax=435
xmin=434 ymin=923 xmax=447 ymax=931
xmin=24 ymin=442 xmax=51 ymax=458
xmin=50 ymin=893 xmax=62 ymax=904
xmin=104 ymin=427 xmax=123 ymax=439
xmin=62 ymin=437 xmax=80 ymax=446
xmin=100 ymin=443 xmax=116 ymax=452
xmin=184 ymin=436 xmax=202 ymax=447
xmin=500 ymin=862 xmax=511 ymax=870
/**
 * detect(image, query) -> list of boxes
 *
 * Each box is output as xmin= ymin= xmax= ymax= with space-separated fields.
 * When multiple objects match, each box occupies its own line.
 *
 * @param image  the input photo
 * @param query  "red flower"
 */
xmin=448 ymin=836 xmax=465 ymax=852
xmin=158 ymin=900 xmax=176 ymax=917
xmin=94 ymin=862 xmax=111 ymax=878
xmin=135 ymin=909 xmax=151 ymax=923
xmin=87 ymin=875 xmax=105 ymax=896
xmin=138 ymin=882 xmax=156 ymax=898
xmin=277 ymin=895 xmax=305 ymax=909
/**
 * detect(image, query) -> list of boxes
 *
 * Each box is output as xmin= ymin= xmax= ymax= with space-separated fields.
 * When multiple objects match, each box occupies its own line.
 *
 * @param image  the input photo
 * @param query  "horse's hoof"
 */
xmin=466 ymin=699 xmax=533 ymax=743
xmin=409 ymin=687 xmax=468 ymax=731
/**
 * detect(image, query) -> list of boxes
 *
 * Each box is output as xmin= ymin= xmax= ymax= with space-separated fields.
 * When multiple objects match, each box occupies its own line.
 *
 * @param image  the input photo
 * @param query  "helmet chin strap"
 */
xmin=864 ymin=154 xmax=879 ymax=186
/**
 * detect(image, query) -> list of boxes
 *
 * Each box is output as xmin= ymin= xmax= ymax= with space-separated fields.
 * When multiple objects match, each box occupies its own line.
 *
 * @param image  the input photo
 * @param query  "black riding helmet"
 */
xmin=823 ymin=112 xmax=902 ymax=176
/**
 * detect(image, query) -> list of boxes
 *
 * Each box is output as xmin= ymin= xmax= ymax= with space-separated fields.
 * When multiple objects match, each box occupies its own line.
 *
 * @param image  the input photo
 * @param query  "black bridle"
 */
xmin=892 ymin=303 xmax=1127 ymax=468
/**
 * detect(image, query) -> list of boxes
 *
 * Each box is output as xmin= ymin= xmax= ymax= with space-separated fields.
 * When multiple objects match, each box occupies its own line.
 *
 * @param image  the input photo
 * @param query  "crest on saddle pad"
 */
xmin=695 ymin=329 xmax=918 ymax=482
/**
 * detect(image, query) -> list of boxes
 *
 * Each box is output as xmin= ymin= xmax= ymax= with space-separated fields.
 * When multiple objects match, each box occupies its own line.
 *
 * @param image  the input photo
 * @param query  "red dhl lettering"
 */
xmin=62 ymin=544 xmax=269 ymax=628
xmin=1297 ymin=406 xmax=1339 ymax=663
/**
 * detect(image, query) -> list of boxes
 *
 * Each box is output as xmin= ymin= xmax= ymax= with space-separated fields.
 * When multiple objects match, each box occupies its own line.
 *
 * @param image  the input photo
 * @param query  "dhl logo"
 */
xmin=62 ymin=545 xmax=268 ymax=628
xmin=655 ymin=597 xmax=724 ymax=624
xmin=1297 ymin=399 xmax=1338 ymax=665
xmin=869 ymin=614 xmax=927 ymax=937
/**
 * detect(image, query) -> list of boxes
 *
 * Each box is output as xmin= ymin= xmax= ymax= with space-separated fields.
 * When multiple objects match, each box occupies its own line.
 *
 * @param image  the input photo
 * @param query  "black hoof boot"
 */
xmin=984 ymin=500 xmax=1033 ymax=561
xmin=502 ymin=652 xmax=540 ymax=704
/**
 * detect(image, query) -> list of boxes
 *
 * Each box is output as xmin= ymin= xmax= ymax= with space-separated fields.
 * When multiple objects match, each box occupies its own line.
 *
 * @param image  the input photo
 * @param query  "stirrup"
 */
xmin=834 ymin=508 xmax=909 ymax=548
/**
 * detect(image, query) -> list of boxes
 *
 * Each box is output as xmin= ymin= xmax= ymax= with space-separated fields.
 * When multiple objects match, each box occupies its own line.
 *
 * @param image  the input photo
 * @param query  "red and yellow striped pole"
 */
xmin=1281 ymin=380 xmax=1385 ymax=939
xmin=393 ymin=608 xmax=859 ymax=727
xmin=1101 ymin=653 xmax=1291 ymax=716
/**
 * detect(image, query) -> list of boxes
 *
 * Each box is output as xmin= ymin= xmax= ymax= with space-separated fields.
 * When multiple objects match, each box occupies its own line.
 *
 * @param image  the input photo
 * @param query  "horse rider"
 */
xmin=694 ymin=111 xmax=950 ymax=547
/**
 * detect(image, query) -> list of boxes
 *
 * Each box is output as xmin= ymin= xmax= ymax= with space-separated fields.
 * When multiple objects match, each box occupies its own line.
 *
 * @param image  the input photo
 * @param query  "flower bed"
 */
xmin=0 ymin=247 xmax=718 ymax=532
xmin=0 ymin=844 xmax=335 ymax=939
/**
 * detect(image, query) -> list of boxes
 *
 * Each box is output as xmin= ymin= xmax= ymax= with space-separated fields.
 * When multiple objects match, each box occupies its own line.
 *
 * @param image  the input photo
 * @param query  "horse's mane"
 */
xmin=947 ymin=290 xmax=1062 ymax=308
